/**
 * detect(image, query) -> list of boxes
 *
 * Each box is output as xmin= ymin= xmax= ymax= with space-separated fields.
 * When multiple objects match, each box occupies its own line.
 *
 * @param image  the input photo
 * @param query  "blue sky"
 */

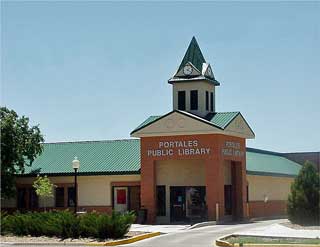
xmin=2 ymin=1 xmax=319 ymax=152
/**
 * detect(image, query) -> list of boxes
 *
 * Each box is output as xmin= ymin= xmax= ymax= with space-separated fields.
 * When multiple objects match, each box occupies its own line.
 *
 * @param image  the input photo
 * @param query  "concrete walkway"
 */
xmin=130 ymin=224 xmax=190 ymax=233
xmin=123 ymin=219 xmax=286 ymax=247
xmin=234 ymin=220 xmax=320 ymax=239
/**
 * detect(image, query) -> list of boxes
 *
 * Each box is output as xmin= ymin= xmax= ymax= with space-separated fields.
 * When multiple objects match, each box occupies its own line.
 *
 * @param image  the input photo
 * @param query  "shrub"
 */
xmin=287 ymin=161 xmax=320 ymax=225
xmin=0 ymin=210 xmax=135 ymax=239
xmin=0 ymin=211 xmax=9 ymax=235
xmin=107 ymin=211 xmax=136 ymax=239
xmin=3 ymin=212 xmax=31 ymax=236
xmin=78 ymin=212 xmax=99 ymax=238
xmin=97 ymin=213 xmax=111 ymax=239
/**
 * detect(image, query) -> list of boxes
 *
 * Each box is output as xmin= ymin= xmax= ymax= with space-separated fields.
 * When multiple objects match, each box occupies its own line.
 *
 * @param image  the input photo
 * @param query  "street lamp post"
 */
xmin=72 ymin=157 xmax=80 ymax=214
xmin=263 ymin=194 xmax=268 ymax=218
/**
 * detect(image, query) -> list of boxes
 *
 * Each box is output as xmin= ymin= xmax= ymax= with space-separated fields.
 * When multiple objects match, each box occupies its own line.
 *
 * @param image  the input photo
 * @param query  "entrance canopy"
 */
xmin=131 ymin=110 xmax=255 ymax=139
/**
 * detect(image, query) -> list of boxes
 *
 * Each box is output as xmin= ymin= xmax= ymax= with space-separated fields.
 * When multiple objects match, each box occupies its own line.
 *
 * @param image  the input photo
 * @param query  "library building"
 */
xmin=3 ymin=37 xmax=317 ymax=224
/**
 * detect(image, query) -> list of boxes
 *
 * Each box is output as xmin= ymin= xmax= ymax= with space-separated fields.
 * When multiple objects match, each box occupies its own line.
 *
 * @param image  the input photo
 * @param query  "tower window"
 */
xmin=205 ymin=91 xmax=209 ymax=111
xmin=210 ymin=92 xmax=214 ymax=112
xmin=178 ymin=91 xmax=186 ymax=110
xmin=190 ymin=90 xmax=198 ymax=110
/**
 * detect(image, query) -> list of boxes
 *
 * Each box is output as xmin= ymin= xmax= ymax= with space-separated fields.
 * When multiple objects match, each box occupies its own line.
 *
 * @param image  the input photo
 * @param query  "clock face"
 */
xmin=183 ymin=65 xmax=193 ymax=75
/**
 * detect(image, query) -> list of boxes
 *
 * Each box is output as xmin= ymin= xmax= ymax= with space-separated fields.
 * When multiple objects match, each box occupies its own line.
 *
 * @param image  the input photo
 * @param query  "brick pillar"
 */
xmin=240 ymin=160 xmax=248 ymax=219
xmin=140 ymin=158 xmax=156 ymax=223
xmin=232 ymin=161 xmax=247 ymax=220
xmin=205 ymin=156 xmax=224 ymax=221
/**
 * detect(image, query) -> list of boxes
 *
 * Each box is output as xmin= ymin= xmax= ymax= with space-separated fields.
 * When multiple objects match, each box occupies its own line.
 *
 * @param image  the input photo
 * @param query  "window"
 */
xmin=205 ymin=91 xmax=209 ymax=111
xmin=68 ymin=187 xmax=75 ymax=207
xmin=178 ymin=91 xmax=186 ymax=110
xmin=17 ymin=188 xmax=38 ymax=209
xmin=55 ymin=187 xmax=64 ymax=207
xmin=17 ymin=188 xmax=27 ymax=209
xmin=29 ymin=188 xmax=39 ymax=209
xmin=156 ymin=186 xmax=166 ymax=216
xmin=190 ymin=90 xmax=198 ymax=110
xmin=210 ymin=92 xmax=214 ymax=112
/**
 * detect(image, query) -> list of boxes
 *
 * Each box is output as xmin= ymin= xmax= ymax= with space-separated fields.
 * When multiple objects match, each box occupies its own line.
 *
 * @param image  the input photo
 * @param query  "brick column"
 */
xmin=205 ymin=156 xmax=224 ymax=221
xmin=140 ymin=158 xmax=156 ymax=223
xmin=240 ymin=160 xmax=248 ymax=219
xmin=232 ymin=161 xmax=247 ymax=220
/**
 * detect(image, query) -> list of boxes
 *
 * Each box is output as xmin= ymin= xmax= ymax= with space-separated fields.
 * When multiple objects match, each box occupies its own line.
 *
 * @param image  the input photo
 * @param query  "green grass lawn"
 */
xmin=227 ymin=236 xmax=320 ymax=245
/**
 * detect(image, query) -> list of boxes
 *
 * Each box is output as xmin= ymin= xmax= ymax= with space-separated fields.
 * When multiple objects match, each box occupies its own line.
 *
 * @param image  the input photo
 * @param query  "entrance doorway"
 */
xmin=224 ymin=161 xmax=244 ymax=221
xmin=113 ymin=186 xmax=141 ymax=213
xmin=170 ymin=186 xmax=206 ymax=222
xmin=170 ymin=187 xmax=186 ymax=222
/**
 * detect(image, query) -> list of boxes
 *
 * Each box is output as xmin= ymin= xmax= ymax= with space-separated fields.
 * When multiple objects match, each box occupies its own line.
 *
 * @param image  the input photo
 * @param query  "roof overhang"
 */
xmin=131 ymin=110 xmax=254 ymax=139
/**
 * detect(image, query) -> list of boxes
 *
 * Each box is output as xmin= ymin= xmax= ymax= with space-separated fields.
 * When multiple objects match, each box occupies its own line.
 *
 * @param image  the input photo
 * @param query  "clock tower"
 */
xmin=169 ymin=37 xmax=220 ymax=118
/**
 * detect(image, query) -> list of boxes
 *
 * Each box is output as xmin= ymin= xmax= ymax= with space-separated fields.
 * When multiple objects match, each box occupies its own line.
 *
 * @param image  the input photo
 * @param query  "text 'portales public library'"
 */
xmin=3 ymin=37 xmax=318 ymax=224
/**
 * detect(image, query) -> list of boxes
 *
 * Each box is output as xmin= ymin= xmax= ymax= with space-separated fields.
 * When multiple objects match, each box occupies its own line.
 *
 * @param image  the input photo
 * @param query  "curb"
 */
xmin=87 ymin=232 xmax=161 ymax=246
xmin=188 ymin=221 xmax=217 ymax=230
xmin=0 ymin=242 xmax=86 ymax=246
xmin=215 ymin=234 xmax=233 ymax=247
xmin=215 ymin=234 xmax=320 ymax=247
xmin=1 ymin=232 xmax=161 ymax=246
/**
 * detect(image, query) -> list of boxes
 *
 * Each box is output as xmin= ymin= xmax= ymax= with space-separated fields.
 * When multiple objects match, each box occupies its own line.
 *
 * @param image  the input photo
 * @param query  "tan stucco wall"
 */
xmin=156 ymin=159 xmax=205 ymax=186
xmin=1 ymin=197 xmax=16 ymax=207
xmin=133 ymin=111 xmax=221 ymax=137
xmin=173 ymin=80 xmax=215 ymax=117
xmin=132 ymin=111 xmax=253 ymax=139
xmin=247 ymin=175 xmax=294 ymax=201
xmin=225 ymin=114 xmax=255 ymax=138
xmin=155 ymin=159 xmax=205 ymax=223
xmin=3 ymin=175 xmax=141 ymax=208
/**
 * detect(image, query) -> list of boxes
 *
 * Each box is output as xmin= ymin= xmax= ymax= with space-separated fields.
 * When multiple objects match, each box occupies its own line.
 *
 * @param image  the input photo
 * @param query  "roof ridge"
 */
xmin=216 ymin=111 xmax=240 ymax=114
xmin=43 ymin=138 xmax=140 ymax=145
xmin=246 ymin=147 xmax=283 ymax=156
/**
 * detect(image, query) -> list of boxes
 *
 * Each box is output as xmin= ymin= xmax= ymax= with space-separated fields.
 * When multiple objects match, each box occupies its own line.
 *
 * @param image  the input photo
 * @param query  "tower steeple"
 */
xmin=169 ymin=36 xmax=220 ymax=86
xmin=177 ymin=36 xmax=206 ymax=74
xmin=169 ymin=37 xmax=220 ymax=118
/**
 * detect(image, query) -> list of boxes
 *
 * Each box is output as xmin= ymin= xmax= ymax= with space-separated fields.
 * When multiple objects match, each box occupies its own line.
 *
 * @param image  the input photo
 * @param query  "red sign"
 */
xmin=117 ymin=189 xmax=126 ymax=204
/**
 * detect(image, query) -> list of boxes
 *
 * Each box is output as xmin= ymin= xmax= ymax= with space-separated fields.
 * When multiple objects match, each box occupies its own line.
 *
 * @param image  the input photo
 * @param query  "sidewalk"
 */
xmin=234 ymin=220 xmax=320 ymax=239
xmin=130 ymin=224 xmax=190 ymax=233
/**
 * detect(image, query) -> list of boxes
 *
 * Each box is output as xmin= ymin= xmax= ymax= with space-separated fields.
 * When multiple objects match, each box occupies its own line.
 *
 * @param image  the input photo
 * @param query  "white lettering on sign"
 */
xmin=159 ymin=140 xmax=198 ymax=148
xmin=147 ymin=140 xmax=211 ymax=157
xmin=222 ymin=141 xmax=244 ymax=157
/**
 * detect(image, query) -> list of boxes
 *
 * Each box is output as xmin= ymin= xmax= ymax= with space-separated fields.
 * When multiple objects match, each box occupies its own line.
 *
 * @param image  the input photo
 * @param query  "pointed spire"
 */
xmin=177 ymin=36 xmax=206 ymax=72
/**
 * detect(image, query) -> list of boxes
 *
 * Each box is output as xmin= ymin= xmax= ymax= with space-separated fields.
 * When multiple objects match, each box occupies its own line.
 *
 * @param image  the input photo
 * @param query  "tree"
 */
xmin=1 ymin=107 xmax=44 ymax=199
xmin=33 ymin=175 xmax=55 ymax=211
xmin=287 ymin=161 xmax=320 ymax=225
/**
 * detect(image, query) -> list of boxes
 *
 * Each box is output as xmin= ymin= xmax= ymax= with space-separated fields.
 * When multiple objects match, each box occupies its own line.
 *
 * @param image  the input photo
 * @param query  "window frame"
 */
xmin=67 ymin=186 xmax=76 ymax=207
xmin=210 ymin=92 xmax=214 ymax=112
xmin=190 ymin=90 xmax=198 ymax=110
xmin=55 ymin=187 xmax=65 ymax=208
xmin=205 ymin=91 xmax=209 ymax=111
xmin=177 ymin=91 xmax=186 ymax=111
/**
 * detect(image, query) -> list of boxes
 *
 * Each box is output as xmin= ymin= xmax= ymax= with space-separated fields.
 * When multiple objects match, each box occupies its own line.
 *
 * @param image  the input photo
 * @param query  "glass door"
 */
xmin=114 ymin=187 xmax=128 ymax=213
xmin=170 ymin=186 xmax=186 ymax=222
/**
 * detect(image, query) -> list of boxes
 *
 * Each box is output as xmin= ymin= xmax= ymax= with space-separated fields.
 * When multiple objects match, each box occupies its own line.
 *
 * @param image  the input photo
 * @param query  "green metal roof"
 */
xmin=209 ymin=112 xmax=239 ymax=129
xmin=131 ymin=111 xmax=240 ymax=135
xmin=20 ymin=140 xmax=300 ymax=178
xmin=132 ymin=115 xmax=161 ymax=133
xmin=178 ymin=36 xmax=206 ymax=73
xmin=22 ymin=139 xmax=141 ymax=176
xmin=169 ymin=37 xmax=220 ymax=86
xmin=246 ymin=148 xmax=301 ymax=177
